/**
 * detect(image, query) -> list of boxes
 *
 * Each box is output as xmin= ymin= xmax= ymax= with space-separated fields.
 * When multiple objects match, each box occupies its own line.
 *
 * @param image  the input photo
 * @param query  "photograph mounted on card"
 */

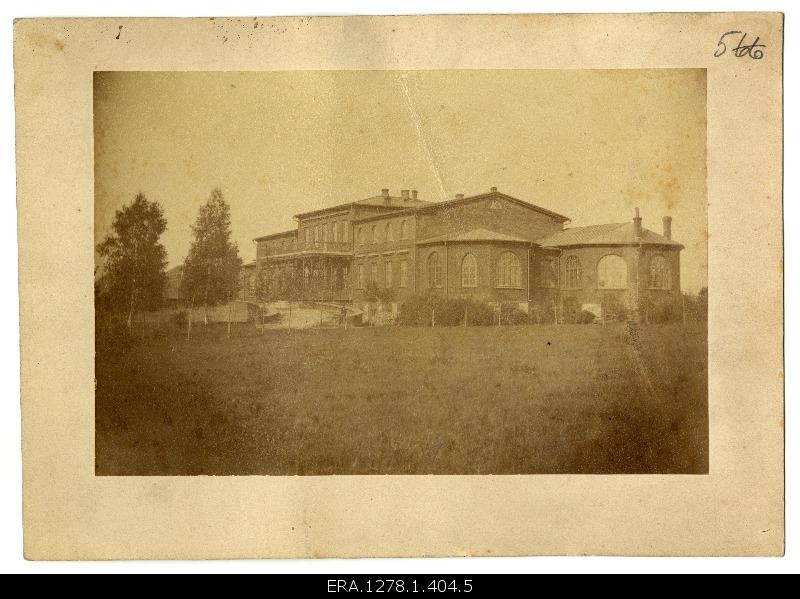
xmin=15 ymin=13 xmax=783 ymax=559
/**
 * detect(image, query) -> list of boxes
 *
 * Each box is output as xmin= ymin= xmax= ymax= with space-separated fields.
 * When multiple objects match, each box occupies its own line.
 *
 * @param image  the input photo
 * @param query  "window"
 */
xmin=399 ymin=260 xmax=408 ymax=288
xmin=321 ymin=225 xmax=327 ymax=243
xmin=371 ymin=225 xmax=377 ymax=243
xmin=385 ymin=261 xmax=393 ymax=287
xmin=597 ymin=254 xmax=628 ymax=289
xmin=385 ymin=222 xmax=393 ymax=242
xmin=305 ymin=228 xmax=311 ymax=245
xmin=540 ymin=258 xmax=556 ymax=289
xmin=400 ymin=220 xmax=408 ymax=240
xmin=342 ymin=221 xmax=349 ymax=242
xmin=357 ymin=227 xmax=364 ymax=245
xmin=648 ymin=254 xmax=671 ymax=289
xmin=427 ymin=252 xmax=442 ymax=288
xmin=331 ymin=222 xmax=338 ymax=242
xmin=497 ymin=251 xmax=521 ymax=288
xmin=357 ymin=264 xmax=366 ymax=289
xmin=371 ymin=262 xmax=378 ymax=285
xmin=314 ymin=226 xmax=320 ymax=243
xmin=564 ymin=256 xmax=582 ymax=289
xmin=461 ymin=253 xmax=478 ymax=288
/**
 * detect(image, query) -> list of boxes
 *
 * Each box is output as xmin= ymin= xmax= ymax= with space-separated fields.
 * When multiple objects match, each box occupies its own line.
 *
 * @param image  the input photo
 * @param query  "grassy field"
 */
xmin=95 ymin=321 xmax=708 ymax=475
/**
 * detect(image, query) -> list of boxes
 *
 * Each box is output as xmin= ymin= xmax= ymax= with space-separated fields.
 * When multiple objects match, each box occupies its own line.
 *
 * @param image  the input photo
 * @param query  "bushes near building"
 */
xmin=639 ymin=296 xmax=681 ymax=324
xmin=600 ymin=296 xmax=629 ymax=322
xmin=397 ymin=295 xmax=595 ymax=327
xmin=397 ymin=295 xmax=495 ymax=327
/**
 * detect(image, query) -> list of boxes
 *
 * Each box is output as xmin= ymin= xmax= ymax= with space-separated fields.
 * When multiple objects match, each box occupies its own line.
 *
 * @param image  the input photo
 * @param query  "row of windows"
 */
xmin=301 ymin=220 xmax=351 ymax=246
xmin=357 ymin=219 xmax=412 ymax=245
xmin=357 ymin=260 xmax=409 ymax=289
xmin=418 ymin=252 xmax=671 ymax=291
xmin=563 ymin=254 xmax=671 ymax=290
xmin=427 ymin=251 xmax=524 ymax=290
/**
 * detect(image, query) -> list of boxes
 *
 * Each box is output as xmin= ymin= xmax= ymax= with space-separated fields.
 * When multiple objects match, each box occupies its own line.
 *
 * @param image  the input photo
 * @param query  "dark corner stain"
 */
xmin=115 ymin=25 xmax=123 ymax=40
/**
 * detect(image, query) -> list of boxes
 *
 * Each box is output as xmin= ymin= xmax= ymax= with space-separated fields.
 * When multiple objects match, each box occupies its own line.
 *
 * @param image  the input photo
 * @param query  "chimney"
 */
xmin=633 ymin=208 xmax=643 ymax=238
xmin=490 ymin=186 xmax=497 ymax=193
xmin=381 ymin=188 xmax=390 ymax=205
xmin=411 ymin=190 xmax=418 ymax=201
xmin=455 ymin=193 xmax=464 ymax=201
xmin=662 ymin=216 xmax=672 ymax=240
xmin=401 ymin=189 xmax=410 ymax=201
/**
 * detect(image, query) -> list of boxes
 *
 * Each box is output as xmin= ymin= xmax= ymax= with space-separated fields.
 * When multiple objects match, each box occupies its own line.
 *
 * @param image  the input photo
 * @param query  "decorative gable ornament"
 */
xmin=489 ymin=200 xmax=503 ymax=210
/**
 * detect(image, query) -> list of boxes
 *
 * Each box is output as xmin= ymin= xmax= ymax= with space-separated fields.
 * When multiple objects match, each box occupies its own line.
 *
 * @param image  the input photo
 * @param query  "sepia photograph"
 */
xmin=14 ymin=11 xmax=785 ymax=561
xmin=93 ymin=69 xmax=708 ymax=476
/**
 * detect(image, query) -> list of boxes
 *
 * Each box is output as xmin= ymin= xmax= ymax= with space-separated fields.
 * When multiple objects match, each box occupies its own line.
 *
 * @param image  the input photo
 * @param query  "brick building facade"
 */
xmin=248 ymin=187 xmax=684 ymax=320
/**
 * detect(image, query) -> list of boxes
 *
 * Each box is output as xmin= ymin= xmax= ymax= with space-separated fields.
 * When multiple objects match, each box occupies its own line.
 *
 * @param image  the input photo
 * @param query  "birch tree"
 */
xmin=182 ymin=189 xmax=242 ymax=325
xmin=96 ymin=193 xmax=168 ymax=330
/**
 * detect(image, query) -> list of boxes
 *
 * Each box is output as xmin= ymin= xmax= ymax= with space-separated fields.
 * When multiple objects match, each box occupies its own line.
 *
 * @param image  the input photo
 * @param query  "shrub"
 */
xmin=528 ymin=301 xmax=556 ymax=324
xmin=601 ymin=296 xmax=629 ymax=322
xmin=640 ymin=296 xmax=679 ymax=323
xmin=397 ymin=295 xmax=496 ymax=327
xmin=500 ymin=302 xmax=528 ymax=325
xmin=577 ymin=309 xmax=597 ymax=324
xmin=560 ymin=296 xmax=581 ymax=324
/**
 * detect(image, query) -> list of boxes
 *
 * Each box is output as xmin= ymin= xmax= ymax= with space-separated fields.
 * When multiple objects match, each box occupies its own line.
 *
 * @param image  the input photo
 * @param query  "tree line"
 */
xmin=96 ymin=189 xmax=242 ymax=331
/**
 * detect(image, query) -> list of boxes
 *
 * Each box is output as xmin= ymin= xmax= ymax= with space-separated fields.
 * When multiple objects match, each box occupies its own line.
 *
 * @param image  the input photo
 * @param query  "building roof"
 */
xmin=536 ymin=222 xmax=683 ymax=248
xmin=414 ymin=190 xmax=571 ymax=222
xmin=253 ymin=230 xmax=297 ymax=242
xmin=295 ymin=194 xmax=431 ymax=219
xmin=417 ymin=227 xmax=533 ymax=246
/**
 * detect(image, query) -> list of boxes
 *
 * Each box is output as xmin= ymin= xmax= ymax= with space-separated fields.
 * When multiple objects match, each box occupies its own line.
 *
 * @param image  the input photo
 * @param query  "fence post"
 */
xmin=431 ymin=307 xmax=435 ymax=327
xmin=227 ymin=303 xmax=232 ymax=338
xmin=682 ymin=295 xmax=687 ymax=325
xmin=464 ymin=305 xmax=468 ymax=328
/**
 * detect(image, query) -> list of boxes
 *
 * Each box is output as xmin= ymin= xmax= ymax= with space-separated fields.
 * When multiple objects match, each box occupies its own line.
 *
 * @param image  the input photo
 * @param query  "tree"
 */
xmin=182 ymin=189 xmax=242 ymax=324
xmin=96 ymin=193 xmax=168 ymax=330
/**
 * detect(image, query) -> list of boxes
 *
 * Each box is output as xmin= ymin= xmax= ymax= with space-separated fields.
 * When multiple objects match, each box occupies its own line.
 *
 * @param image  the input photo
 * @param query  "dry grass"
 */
xmin=95 ymin=321 xmax=707 ymax=475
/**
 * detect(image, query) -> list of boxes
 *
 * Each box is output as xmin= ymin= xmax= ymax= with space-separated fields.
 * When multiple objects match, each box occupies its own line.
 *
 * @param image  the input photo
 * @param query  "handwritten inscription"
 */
xmin=714 ymin=31 xmax=765 ymax=59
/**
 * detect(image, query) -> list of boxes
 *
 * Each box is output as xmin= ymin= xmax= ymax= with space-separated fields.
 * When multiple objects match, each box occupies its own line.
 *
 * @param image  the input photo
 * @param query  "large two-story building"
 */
xmin=246 ymin=187 xmax=683 ymax=318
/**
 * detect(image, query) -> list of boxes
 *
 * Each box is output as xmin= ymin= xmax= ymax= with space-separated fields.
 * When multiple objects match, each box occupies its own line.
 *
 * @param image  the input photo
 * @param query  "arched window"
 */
xmin=314 ymin=226 xmax=320 ymax=243
xmin=648 ymin=254 xmax=671 ymax=289
xmin=597 ymin=254 xmax=628 ymax=289
xmin=385 ymin=222 xmax=393 ymax=242
xmin=427 ymin=252 xmax=442 ymax=288
xmin=461 ymin=253 xmax=478 ymax=288
xmin=332 ymin=221 xmax=339 ymax=242
xmin=371 ymin=225 xmax=377 ymax=244
xmin=357 ymin=227 xmax=364 ymax=245
xmin=399 ymin=260 xmax=408 ymax=288
xmin=497 ymin=251 xmax=521 ymax=288
xmin=371 ymin=262 xmax=378 ymax=285
xmin=400 ymin=219 xmax=408 ymax=240
xmin=564 ymin=255 xmax=582 ymax=289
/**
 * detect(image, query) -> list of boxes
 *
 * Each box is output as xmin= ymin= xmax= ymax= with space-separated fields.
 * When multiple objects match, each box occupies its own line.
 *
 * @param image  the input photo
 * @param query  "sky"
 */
xmin=94 ymin=69 xmax=707 ymax=292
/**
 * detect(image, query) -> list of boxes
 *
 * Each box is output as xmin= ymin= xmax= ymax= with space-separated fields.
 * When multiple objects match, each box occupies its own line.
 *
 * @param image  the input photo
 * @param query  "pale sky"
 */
xmin=94 ymin=69 xmax=707 ymax=292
